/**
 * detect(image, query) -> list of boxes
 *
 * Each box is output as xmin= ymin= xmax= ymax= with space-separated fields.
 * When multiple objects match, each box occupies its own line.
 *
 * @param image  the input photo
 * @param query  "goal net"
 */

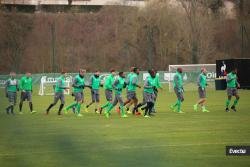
xmin=168 ymin=64 xmax=216 ymax=92
xmin=39 ymin=76 xmax=71 ymax=96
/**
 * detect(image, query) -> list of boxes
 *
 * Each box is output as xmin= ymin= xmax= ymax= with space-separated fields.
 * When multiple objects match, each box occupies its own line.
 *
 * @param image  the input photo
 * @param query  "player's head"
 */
xmin=133 ymin=67 xmax=140 ymax=75
xmin=119 ymin=71 xmax=125 ymax=78
xmin=177 ymin=68 xmax=183 ymax=73
xmin=10 ymin=72 xmax=16 ymax=78
xmin=130 ymin=66 xmax=135 ymax=72
xmin=110 ymin=68 xmax=115 ymax=75
xmin=26 ymin=72 xmax=31 ymax=77
xmin=232 ymin=68 xmax=237 ymax=74
xmin=148 ymin=69 xmax=156 ymax=78
xmin=61 ymin=71 xmax=66 ymax=77
xmin=201 ymin=68 xmax=207 ymax=74
xmin=94 ymin=70 xmax=100 ymax=78
xmin=79 ymin=69 xmax=86 ymax=77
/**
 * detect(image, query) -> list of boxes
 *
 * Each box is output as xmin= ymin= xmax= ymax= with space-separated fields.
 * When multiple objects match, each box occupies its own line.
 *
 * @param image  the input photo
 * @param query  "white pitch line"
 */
xmin=0 ymin=141 xmax=249 ymax=157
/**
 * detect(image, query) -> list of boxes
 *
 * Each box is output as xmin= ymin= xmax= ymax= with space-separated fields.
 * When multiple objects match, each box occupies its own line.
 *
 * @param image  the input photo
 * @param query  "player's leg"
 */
xmin=105 ymin=96 xmax=118 ymax=118
xmin=76 ymin=92 xmax=85 ymax=117
xmin=57 ymin=93 xmax=65 ymax=115
xmin=151 ymin=91 xmax=158 ymax=113
xmin=231 ymin=89 xmax=239 ymax=112
xmin=19 ymin=92 xmax=25 ymax=113
xmin=196 ymin=88 xmax=209 ymax=112
xmin=148 ymin=93 xmax=155 ymax=116
xmin=132 ymin=94 xmax=141 ymax=115
xmin=117 ymin=95 xmax=127 ymax=118
xmin=64 ymin=92 xmax=78 ymax=114
xmin=100 ymin=90 xmax=112 ymax=114
xmin=144 ymin=94 xmax=154 ymax=117
xmin=28 ymin=91 xmax=36 ymax=114
xmin=176 ymin=92 xmax=184 ymax=113
xmin=94 ymin=92 xmax=100 ymax=113
xmin=143 ymin=92 xmax=150 ymax=116
xmin=123 ymin=91 xmax=132 ymax=112
xmin=226 ymin=88 xmax=232 ymax=112
xmin=86 ymin=90 xmax=95 ymax=112
xmin=46 ymin=93 xmax=59 ymax=114
xmin=123 ymin=100 xmax=134 ymax=114
xmin=7 ymin=92 xmax=16 ymax=115
xmin=145 ymin=102 xmax=154 ymax=117
xmin=170 ymin=88 xmax=180 ymax=112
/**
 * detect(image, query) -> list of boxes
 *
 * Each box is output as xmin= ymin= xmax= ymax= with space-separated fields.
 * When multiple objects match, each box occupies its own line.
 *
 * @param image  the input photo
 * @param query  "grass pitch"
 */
xmin=0 ymin=85 xmax=249 ymax=167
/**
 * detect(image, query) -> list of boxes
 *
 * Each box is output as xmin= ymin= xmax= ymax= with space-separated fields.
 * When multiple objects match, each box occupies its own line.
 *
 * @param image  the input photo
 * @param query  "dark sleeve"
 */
xmin=31 ymin=78 xmax=33 ymax=91
xmin=16 ymin=80 xmax=19 ymax=90
xmin=5 ymin=80 xmax=9 ymax=93
xmin=89 ymin=76 xmax=93 ymax=86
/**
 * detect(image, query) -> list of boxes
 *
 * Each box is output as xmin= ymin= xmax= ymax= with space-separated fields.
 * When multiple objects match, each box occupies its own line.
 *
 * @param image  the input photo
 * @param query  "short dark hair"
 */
xmin=119 ymin=71 xmax=124 ymax=76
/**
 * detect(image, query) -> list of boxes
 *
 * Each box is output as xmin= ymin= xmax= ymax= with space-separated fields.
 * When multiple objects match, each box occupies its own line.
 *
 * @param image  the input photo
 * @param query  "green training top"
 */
xmin=5 ymin=78 xmax=18 ymax=92
xmin=19 ymin=76 xmax=32 ymax=91
xmin=113 ymin=76 xmax=125 ymax=95
xmin=173 ymin=71 xmax=183 ymax=89
xmin=197 ymin=73 xmax=207 ymax=89
xmin=73 ymin=74 xmax=85 ymax=93
xmin=153 ymin=73 xmax=162 ymax=89
xmin=226 ymin=72 xmax=237 ymax=88
xmin=144 ymin=75 xmax=154 ymax=94
xmin=90 ymin=75 xmax=101 ymax=90
xmin=55 ymin=76 xmax=66 ymax=93
xmin=125 ymin=72 xmax=133 ymax=88
xmin=127 ymin=73 xmax=138 ymax=92
xmin=104 ymin=74 xmax=115 ymax=91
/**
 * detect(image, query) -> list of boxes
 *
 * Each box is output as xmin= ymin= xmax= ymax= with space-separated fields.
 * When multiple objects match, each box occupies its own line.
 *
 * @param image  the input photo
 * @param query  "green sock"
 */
xmin=233 ymin=99 xmax=239 ymax=106
xmin=101 ymin=102 xmax=110 ymax=109
xmin=106 ymin=104 xmax=114 ymax=114
xmin=76 ymin=103 xmax=81 ymax=114
xmin=66 ymin=102 xmax=77 ymax=111
xmin=172 ymin=101 xmax=178 ymax=108
xmin=177 ymin=100 xmax=181 ymax=112
xmin=120 ymin=105 xmax=125 ymax=116
xmin=226 ymin=99 xmax=230 ymax=108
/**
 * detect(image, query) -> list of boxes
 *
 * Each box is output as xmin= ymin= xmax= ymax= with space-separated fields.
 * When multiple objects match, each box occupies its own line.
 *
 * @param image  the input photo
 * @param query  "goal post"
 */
xmin=38 ymin=76 xmax=71 ymax=96
xmin=168 ymin=64 xmax=216 ymax=92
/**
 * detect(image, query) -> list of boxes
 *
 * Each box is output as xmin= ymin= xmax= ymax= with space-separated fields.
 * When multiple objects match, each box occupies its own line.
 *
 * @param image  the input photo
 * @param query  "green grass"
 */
xmin=0 ymin=85 xmax=250 ymax=167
